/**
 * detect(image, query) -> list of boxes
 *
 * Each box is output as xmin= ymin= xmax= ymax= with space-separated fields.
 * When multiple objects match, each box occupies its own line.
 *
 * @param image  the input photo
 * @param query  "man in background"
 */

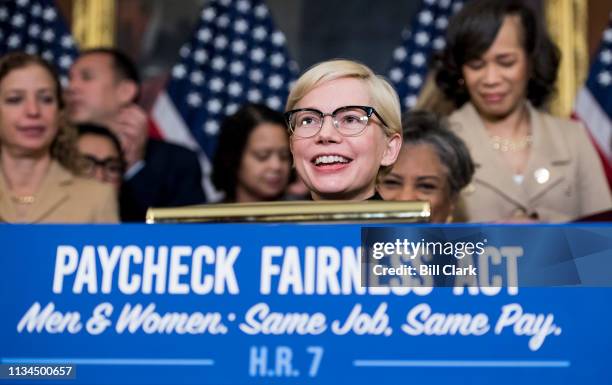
xmin=66 ymin=48 xmax=206 ymax=221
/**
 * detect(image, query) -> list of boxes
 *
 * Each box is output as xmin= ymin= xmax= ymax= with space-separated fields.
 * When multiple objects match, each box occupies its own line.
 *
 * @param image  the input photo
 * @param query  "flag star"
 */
xmin=7 ymin=34 xmax=21 ymax=48
xmin=600 ymin=49 xmax=612 ymax=64
xmin=209 ymin=77 xmax=225 ymax=92
xmin=12 ymin=14 xmax=26 ymax=27
xmin=604 ymin=29 xmax=612 ymax=43
xmin=408 ymin=74 xmax=423 ymax=88
xmin=60 ymin=76 xmax=69 ymax=88
xmin=270 ymin=52 xmax=285 ymax=67
xmin=43 ymin=7 xmax=57 ymax=21
xmin=42 ymin=50 xmax=54 ymax=61
xmin=225 ymin=103 xmax=239 ymax=115
xmin=433 ymin=37 xmax=446 ymax=50
xmin=228 ymin=82 xmax=243 ymax=97
xmin=424 ymin=0 xmax=435 ymax=5
xmin=230 ymin=61 xmax=245 ymax=75
xmin=197 ymin=28 xmax=212 ymax=43
xmin=214 ymin=35 xmax=228 ymax=49
xmin=236 ymin=0 xmax=251 ymax=13
xmin=179 ymin=45 xmax=191 ymax=58
xmin=598 ymin=71 xmax=611 ymax=86
xmin=42 ymin=29 xmax=55 ymax=42
xmin=404 ymin=95 xmax=418 ymax=108
xmin=248 ymin=89 xmax=262 ymax=102
xmin=204 ymin=120 xmax=220 ymax=136
xmin=25 ymin=44 xmax=37 ymax=54
xmin=415 ymin=31 xmax=430 ymax=46
xmin=271 ymin=31 xmax=286 ymax=46
xmin=266 ymin=96 xmax=281 ymax=110
xmin=250 ymin=47 xmax=265 ymax=62
xmin=202 ymin=8 xmax=216 ymax=22
xmin=268 ymin=74 xmax=283 ymax=89
xmin=389 ymin=68 xmax=404 ymax=83
xmin=216 ymin=15 xmax=230 ymax=28
xmin=187 ymin=92 xmax=202 ymax=107
xmin=0 ymin=7 xmax=8 ymax=21
xmin=289 ymin=60 xmax=299 ymax=72
xmin=394 ymin=47 xmax=407 ymax=61
xmin=172 ymin=64 xmax=187 ymax=79
xmin=219 ymin=0 xmax=231 ymax=6
xmin=59 ymin=55 xmax=73 ymax=69
xmin=29 ymin=24 xmax=41 ymax=37
xmin=31 ymin=4 xmax=42 ymax=17
xmin=232 ymin=39 xmax=247 ymax=55
xmin=194 ymin=49 xmax=208 ymax=64
xmin=254 ymin=4 xmax=268 ymax=19
xmin=207 ymin=99 xmax=222 ymax=114
xmin=211 ymin=56 xmax=226 ymax=71
xmin=61 ymin=35 xmax=74 ymax=48
xmin=17 ymin=0 xmax=29 ymax=7
xmin=418 ymin=11 xmax=433 ymax=26
xmin=411 ymin=52 xmax=426 ymax=67
xmin=190 ymin=71 xmax=205 ymax=85
xmin=253 ymin=26 xmax=267 ymax=41
xmin=436 ymin=16 xmax=448 ymax=30
xmin=440 ymin=0 xmax=452 ymax=8
xmin=234 ymin=19 xmax=249 ymax=34
xmin=453 ymin=2 xmax=464 ymax=13
xmin=249 ymin=69 xmax=263 ymax=82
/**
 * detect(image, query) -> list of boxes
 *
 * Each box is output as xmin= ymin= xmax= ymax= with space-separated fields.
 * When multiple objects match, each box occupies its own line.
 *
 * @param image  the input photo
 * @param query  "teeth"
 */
xmin=314 ymin=155 xmax=349 ymax=165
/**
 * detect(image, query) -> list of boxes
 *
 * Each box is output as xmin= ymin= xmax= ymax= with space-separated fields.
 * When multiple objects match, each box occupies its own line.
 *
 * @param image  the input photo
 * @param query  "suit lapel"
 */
xmin=522 ymin=105 xmax=569 ymax=202
xmin=452 ymin=103 xmax=529 ymax=208
xmin=28 ymin=160 xmax=72 ymax=223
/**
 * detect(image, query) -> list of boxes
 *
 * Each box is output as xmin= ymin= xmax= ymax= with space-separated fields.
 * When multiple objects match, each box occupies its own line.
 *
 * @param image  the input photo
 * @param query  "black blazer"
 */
xmin=119 ymin=139 xmax=207 ymax=221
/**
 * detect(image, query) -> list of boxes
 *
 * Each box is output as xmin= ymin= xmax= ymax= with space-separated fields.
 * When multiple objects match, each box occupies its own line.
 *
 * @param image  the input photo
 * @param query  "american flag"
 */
xmin=151 ymin=0 xmax=298 ymax=200
xmin=574 ymin=12 xmax=612 ymax=191
xmin=387 ymin=0 xmax=465 ymax=111
xmin=0 ymin=0 xmax=78 ymax=85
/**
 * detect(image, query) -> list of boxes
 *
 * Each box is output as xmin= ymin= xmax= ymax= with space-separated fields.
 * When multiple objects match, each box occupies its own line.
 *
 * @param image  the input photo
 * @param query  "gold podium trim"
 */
xmin=146 ymin=200 xmax=430 ymax=224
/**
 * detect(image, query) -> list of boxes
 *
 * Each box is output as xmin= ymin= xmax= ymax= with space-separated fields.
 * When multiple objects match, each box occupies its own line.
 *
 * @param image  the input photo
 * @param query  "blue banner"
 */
xmin=1 ymin=224 xmax=611 ymax=384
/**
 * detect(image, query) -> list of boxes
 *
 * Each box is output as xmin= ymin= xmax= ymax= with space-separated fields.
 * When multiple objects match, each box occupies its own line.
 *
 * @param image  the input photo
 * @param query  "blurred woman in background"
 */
xmin=435 ymin=0 xmax=611 ymax=222
xmin=285 ymin=59 xmax=402 ymax=201
xmin=379 ymin=110 xmax=474 ymax=223
xmin=0 ymin=52 xmax=118 ymax=223
xmin=212 ymin=103 xmax=291 ymax=203
xmin=77 ymin=123 xmax=125 ymax=192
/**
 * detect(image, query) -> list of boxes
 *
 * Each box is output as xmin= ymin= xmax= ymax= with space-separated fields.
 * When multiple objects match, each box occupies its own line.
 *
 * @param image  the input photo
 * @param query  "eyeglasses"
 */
xmin=81 ymin=155 xmax=125 ymax=182
xmin=284 ymin=105 xmax=388 ymax=138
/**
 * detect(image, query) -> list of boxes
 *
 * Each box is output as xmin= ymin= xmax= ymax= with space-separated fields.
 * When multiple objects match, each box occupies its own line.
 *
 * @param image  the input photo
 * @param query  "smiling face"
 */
xmin=236 ymin=122 xmax=291 ymax=202
xmin=379 ymin=143 xmax=453 ymax=223
xmin=289 ymin=77 xmax=400 ymax=201
xmin=0 ymin=64 xmax=60 ymax=157
xmin=461 ymin=15 xmax=529 ymax=121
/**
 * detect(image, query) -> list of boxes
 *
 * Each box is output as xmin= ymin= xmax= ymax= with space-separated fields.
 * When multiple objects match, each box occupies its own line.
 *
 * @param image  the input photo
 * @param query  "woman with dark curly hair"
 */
xmin=379 ymin=110 xmax=474 ymax=223
xmin=212 ymin=103 xmax=291 ymax=202
xmin=435 ymin=0 xmax=610 ymax=222
xmin=0 ymin=52 xmax=118 ymax=223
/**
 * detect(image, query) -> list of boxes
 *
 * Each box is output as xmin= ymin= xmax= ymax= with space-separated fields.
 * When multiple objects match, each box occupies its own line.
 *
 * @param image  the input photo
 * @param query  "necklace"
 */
xmin=11 ymin=195 xmax=36 ymax=204
xmin=490 ymin=134 xmax=533 ymax=152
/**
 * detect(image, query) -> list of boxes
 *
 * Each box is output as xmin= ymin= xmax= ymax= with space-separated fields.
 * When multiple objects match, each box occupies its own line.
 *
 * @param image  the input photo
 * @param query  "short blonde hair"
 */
xmin=286 ymin=59 xmax=402 ymax=177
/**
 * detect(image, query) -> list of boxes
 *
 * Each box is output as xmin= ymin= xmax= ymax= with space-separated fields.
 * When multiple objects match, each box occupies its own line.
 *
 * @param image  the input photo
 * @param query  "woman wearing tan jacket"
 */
xmin=435 ymin=0 xmax=611 ymax=222
xmin=0 ymin=52 xmax=118 ymax=223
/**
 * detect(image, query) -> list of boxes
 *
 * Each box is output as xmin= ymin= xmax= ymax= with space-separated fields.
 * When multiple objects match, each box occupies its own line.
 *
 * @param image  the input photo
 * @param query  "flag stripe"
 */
xmin=575 ymin=87 xmax=612 ymax=161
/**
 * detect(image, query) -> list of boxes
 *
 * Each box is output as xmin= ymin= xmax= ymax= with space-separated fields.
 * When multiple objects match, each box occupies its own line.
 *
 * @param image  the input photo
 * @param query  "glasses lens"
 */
xmin=335 ymin=107 xmax=369 ymax=136
xmin=104 ymin=160 xmax=124 ymax=181
xmin=81 ymin=156 xmax=97 ymax=176
xmin=290 ymin=110 xmax=322 ymax=137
